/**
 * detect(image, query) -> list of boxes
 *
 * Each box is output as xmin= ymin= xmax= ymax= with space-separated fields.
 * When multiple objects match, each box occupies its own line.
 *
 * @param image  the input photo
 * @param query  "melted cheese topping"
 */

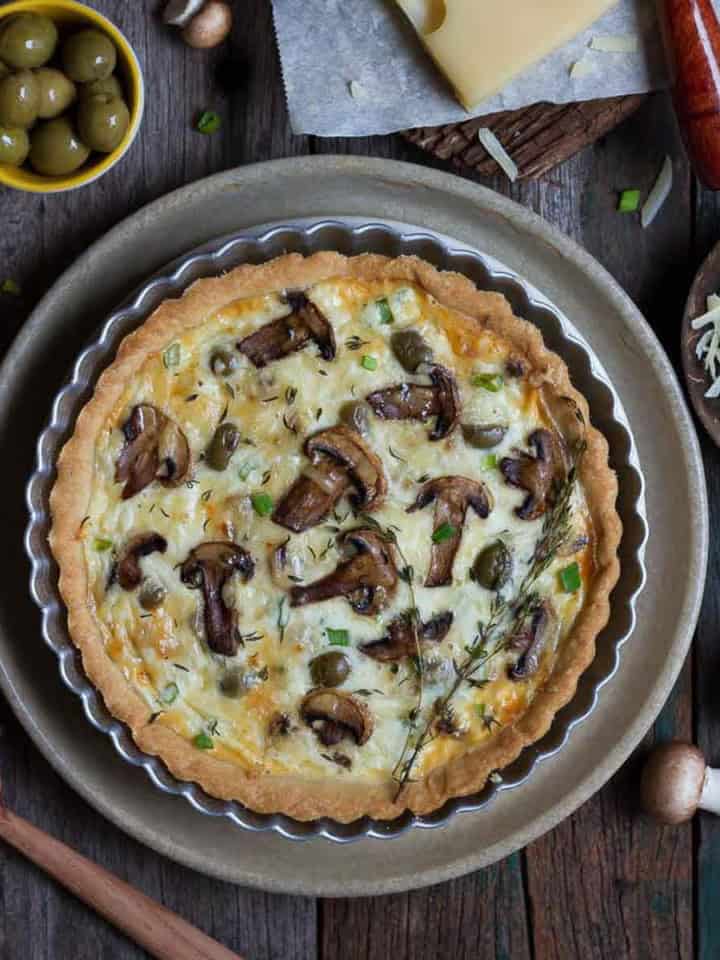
xmin=83 ymin=279 xmax=592 ymax=783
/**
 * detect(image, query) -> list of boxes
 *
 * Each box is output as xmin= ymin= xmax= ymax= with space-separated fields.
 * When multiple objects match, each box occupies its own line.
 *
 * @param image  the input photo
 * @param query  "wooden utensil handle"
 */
xmin=660 ymin=0 xmax=720 ymax=189
xmin=0 ymin=807 xmax=242 ymax=960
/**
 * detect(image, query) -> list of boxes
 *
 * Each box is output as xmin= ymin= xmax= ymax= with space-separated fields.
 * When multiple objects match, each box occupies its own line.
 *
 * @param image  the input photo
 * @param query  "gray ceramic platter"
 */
xmin=1 ymin=157 xmax=708 ymax=896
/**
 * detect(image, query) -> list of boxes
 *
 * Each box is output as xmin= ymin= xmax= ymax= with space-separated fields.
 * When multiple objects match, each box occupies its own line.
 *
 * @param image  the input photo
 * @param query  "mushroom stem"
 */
xmin=700 ymin=766 xmax=720 ymax=815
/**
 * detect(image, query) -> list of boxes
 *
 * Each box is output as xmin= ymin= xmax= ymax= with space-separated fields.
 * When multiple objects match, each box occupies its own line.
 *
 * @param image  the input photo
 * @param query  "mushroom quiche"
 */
xmin=50 ymin=252 xmax=621 ymax=822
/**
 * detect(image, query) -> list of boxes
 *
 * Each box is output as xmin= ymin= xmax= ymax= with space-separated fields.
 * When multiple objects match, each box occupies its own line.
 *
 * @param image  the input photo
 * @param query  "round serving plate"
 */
xmin=1 ymin=157 xmax=707 ymax=896
xmin=26 ymin=218 xmax=647 ymax=843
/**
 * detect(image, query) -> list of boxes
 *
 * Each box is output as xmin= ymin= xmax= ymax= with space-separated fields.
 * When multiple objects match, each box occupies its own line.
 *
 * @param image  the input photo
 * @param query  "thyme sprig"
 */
xmin=391 ymin=447 xmax=584 ymax=798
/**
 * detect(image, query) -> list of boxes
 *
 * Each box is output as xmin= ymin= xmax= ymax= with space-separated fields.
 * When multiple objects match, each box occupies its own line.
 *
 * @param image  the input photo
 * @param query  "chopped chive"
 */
xmin=483 ymin=453 xmax=498 ymax=470
xmin=160 ymin=682 xmax=179 ymax=705
xmin=251 ymin=492 xmax=274 ymax=516
xmin=196 ymin=110 xmax=221 ymax=134
xmin=361 ymin=354 xmax=378 ymax=371
xmin=559 ymin=561 xmax=582 ymax=593
xmin=193 ymin=732 xmax=213 ymax=750
xmin=163 ymin=342 xmax=181 ymax=369
xmin=1 ymin=278 xmax=21 ymax=296
xmin=618 ymin=189 xmax=641 ymax=213
xmin=432 ymin=523 xmax=457 ymax=544
xmin=93 ymin=537 xmax=113 ymax=552
xmin=326 ymin=627 xmax=350 ymax=646
xmin=376 ymin=298 xmax=394 ymax=324
xmin=471 ymin=372 xmax=504 ymax=392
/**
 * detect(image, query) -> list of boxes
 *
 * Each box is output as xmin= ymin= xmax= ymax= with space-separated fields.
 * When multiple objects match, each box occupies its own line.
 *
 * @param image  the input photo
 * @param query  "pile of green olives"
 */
xmin=0 ymin=12 xmax=130 ymax=175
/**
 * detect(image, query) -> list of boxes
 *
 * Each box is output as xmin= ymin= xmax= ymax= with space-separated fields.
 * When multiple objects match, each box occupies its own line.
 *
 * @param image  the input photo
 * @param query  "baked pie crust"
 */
xmin=50 ymin=253 xmax=621 ymax=822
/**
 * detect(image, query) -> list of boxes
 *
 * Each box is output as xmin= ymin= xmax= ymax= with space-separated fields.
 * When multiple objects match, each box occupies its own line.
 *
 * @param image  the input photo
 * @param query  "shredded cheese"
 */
xmin=693 ymin=293 xmax=720 ymax=398
xmin=590 ymin=34 xmax=639 ymax=53
xmin=477 ymin=128 xmax=518 ymax=183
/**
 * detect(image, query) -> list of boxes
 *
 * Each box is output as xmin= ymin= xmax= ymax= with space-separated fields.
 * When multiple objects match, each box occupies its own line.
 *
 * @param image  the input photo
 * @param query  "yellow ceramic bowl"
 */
xmin=0 ymin=0 xmax=144 ymax=193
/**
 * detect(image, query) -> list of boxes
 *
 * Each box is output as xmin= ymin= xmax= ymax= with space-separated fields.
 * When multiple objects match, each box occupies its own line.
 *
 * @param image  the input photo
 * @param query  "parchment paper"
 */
xmin=271 ymin=0 xmax=667 ymax=136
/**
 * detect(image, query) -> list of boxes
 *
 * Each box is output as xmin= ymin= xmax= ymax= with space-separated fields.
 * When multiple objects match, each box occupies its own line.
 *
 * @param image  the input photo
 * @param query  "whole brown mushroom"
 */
xmin=640 ymin=741 xmax=720 ymax=824
xmin=183 ymin=2 xmax=233 ymax=49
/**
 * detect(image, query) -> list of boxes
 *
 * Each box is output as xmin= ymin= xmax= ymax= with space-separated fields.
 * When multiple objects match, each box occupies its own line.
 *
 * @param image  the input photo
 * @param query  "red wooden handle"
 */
xmin=660 ymin=0 xmax=720 ymax=189
xmin=0 ymin=808 xmax=243 ymax=960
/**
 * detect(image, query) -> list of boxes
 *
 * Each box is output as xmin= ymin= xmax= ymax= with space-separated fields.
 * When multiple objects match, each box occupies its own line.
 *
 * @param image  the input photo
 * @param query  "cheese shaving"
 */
xmin=590 ymin=34 xmax=639 ymax=53
xmin=569 ymin=56 xmax=594 ymax=79
xmin=348 ymin=80 xmax=367 ymax=100
xmin=477 ymin=128 xmax=518 ymax=183
xmin=693 ymin=293 xmax=720 ymax=398
xmin=641 ymin=156 xmax=673 ymax=229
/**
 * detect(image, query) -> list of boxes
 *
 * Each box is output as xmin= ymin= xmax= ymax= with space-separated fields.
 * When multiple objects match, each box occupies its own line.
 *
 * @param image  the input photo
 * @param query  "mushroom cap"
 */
xmin=182 ymin=1 xmax=233 ymax=49
xmin=116 ymin=532 xmax=168 ymax=591
xmin=366 ymin=364 xmax=460 ymax=440
xmin=306 ymin=425 xmax=387 ymax=510
xmin=237 ymin=291 xmax=336 ymax=368
xmin=640 ymin=741 xmax=707 ymax=825
xmin=300 ymin=688 xmax=373 ymax=745
xmin=115 ymin=404 xmax=191 ymax=499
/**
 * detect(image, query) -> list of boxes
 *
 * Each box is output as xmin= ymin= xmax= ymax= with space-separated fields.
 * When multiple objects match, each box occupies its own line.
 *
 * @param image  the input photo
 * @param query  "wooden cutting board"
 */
xmin=402 ymin=94 xmax=647 ymax=179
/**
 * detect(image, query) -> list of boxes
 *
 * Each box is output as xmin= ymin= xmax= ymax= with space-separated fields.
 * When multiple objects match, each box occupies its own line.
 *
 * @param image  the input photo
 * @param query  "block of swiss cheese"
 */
xmin=396 ymin=0 xmax=620 ymax=111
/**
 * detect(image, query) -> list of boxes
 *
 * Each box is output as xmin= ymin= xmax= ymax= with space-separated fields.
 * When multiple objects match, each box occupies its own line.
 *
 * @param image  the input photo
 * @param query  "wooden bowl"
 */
xmin=682 ymin=241 xmax=720 ymax=446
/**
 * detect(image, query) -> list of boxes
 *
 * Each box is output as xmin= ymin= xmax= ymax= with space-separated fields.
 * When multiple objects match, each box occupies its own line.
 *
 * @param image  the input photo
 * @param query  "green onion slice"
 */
xmin=251 ymin=492 xmax=274 ymax=517
xmin=471 ymin=372 xmax=504 ymax=392
xmin=162 ymin=342 xmax=181 ymax=369
xmin=618 ymin=189 xmax=640 ymax=213
xmin=361 ymin=354 xmax=378 ymax=371
xmin=432 ymin=523 xmax=457 ymax=543
xmin=193 ymin=732 xmax=213 ymax=750
xmin=197 ymin=111 xmax=221 ymax=134
xmin=326 ymin=628 xmax=350 ymax=646
xmin=376 ymin=298 xmax=394 ymax=324
xmin=93 ymin=537 xmax=113 ymax=552
xmin=160 ymin=682 xmax=179 ymax=705
xmin=559 ymin=561 xmax=582 ymax=593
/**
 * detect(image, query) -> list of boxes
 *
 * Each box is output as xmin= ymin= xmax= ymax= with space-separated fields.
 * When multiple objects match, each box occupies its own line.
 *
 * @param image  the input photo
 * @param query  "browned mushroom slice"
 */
xmin=180 ymin=541 xmax=255 ymax=656
xmin=116 ymin=532 xmax=168 ymax=590
xmin=360 ymin=610 xmax=454 ymax=661
xmin=508 ymin=602 xmax=553 ymax=680
xmin=115 ymin=404 xmax=191 ymax=499
xmin=407 ymin=477 xmax=493 ymax=587
xmin=290 ymin=528 xmax=398 ymax=616
xmin=500 ymin=429 xmax=568 ymax=522
xmin=273 ymin=425 xmax=387 ymax=533
xmin=300 ymin=688 xmax=373 ymax=746
xmin=366 ymin=365 xmax=460 ymax=440
xmin=538 ymin=389 xmax=586 ymax=458
xmin=237 ymin=291 xmax=336 ymax=367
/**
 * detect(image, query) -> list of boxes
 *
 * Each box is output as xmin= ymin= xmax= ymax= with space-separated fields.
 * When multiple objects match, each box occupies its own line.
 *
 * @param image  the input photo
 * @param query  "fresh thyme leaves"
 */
xmin=391 ymin=445 xmax=584 ymax=797
xmin=285 ymin=386 xmax=297 ymax=405
xmin=345 ymin=335 xmax=370 ymax=351
xmin=388 ymin=446 xmax=407 ymax=463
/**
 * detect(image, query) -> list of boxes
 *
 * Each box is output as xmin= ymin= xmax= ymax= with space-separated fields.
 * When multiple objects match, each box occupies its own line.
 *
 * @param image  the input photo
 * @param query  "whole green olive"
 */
xmin=34 ymin=67 xmax=77 ymax=119
xmin=0 ymin=124 xmax=29 ymax=166
xmin=77 ymin=93 xmax=129 ymax=153
xmin=461 ymin=423 xmax=508 ymax=449
xmin=0 ymin=14 xmax=58 ymax=69
xmin=62 ymin=28 xmax=117 ymax=83
xmin=471 ymin=540 xmax=513 ymax=592
xmin=209 ymin=347 xmax=238 ymax=377
xmin=391 ymin=329 xmax=434 ymax=373
xmin=139 ymin=581 xmax=166 ymax=610
xmin=205 ymin=422 xmax=241 ymax=471
xmin=339 ymin=400 xmax=371 ymax=436
xmin=79 ymin=73 xmax=123 ymax=100
xmin=29 ymin=117 xmax=90 ymax=176
xmin=0 ymin=69 xmax=39 ymax=128
xmin=310 ymin=651 xmax=351 ymax=687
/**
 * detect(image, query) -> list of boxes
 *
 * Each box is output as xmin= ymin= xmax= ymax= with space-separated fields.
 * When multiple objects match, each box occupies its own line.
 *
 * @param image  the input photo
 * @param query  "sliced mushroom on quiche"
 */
xmin=49 ymin=252 xmax=621 ymax=823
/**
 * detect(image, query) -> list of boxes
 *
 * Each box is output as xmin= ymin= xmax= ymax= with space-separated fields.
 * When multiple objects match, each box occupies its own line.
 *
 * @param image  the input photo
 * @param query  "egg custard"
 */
xmin=50 ymin=253 xmax=621 ymax=822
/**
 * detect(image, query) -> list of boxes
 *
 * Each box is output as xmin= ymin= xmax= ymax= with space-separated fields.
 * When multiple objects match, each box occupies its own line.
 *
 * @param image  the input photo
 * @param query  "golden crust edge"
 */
xmin=48 ymin=251 xmax=622 ymax=823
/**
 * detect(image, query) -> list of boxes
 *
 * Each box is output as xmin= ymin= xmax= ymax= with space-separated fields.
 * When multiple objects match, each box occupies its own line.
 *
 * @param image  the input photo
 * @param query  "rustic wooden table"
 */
xmin=1 ymin=2 xmax=718 ymax=957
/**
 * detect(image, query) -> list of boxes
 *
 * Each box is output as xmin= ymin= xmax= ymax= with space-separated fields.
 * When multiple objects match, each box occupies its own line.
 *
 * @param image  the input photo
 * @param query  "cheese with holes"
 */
xmin=396 ymin=0 xmax=618 ymax=110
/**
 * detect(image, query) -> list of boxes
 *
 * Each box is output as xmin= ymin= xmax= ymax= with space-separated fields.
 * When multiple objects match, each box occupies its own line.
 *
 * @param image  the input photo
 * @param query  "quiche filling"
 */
xmin=81 ymin=276 xmax=594 ymax=786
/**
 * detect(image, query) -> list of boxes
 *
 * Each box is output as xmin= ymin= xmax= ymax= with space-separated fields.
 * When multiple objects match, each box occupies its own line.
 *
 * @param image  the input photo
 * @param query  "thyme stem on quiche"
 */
xmin=391 ymin=447 xmax=584 ymax=798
